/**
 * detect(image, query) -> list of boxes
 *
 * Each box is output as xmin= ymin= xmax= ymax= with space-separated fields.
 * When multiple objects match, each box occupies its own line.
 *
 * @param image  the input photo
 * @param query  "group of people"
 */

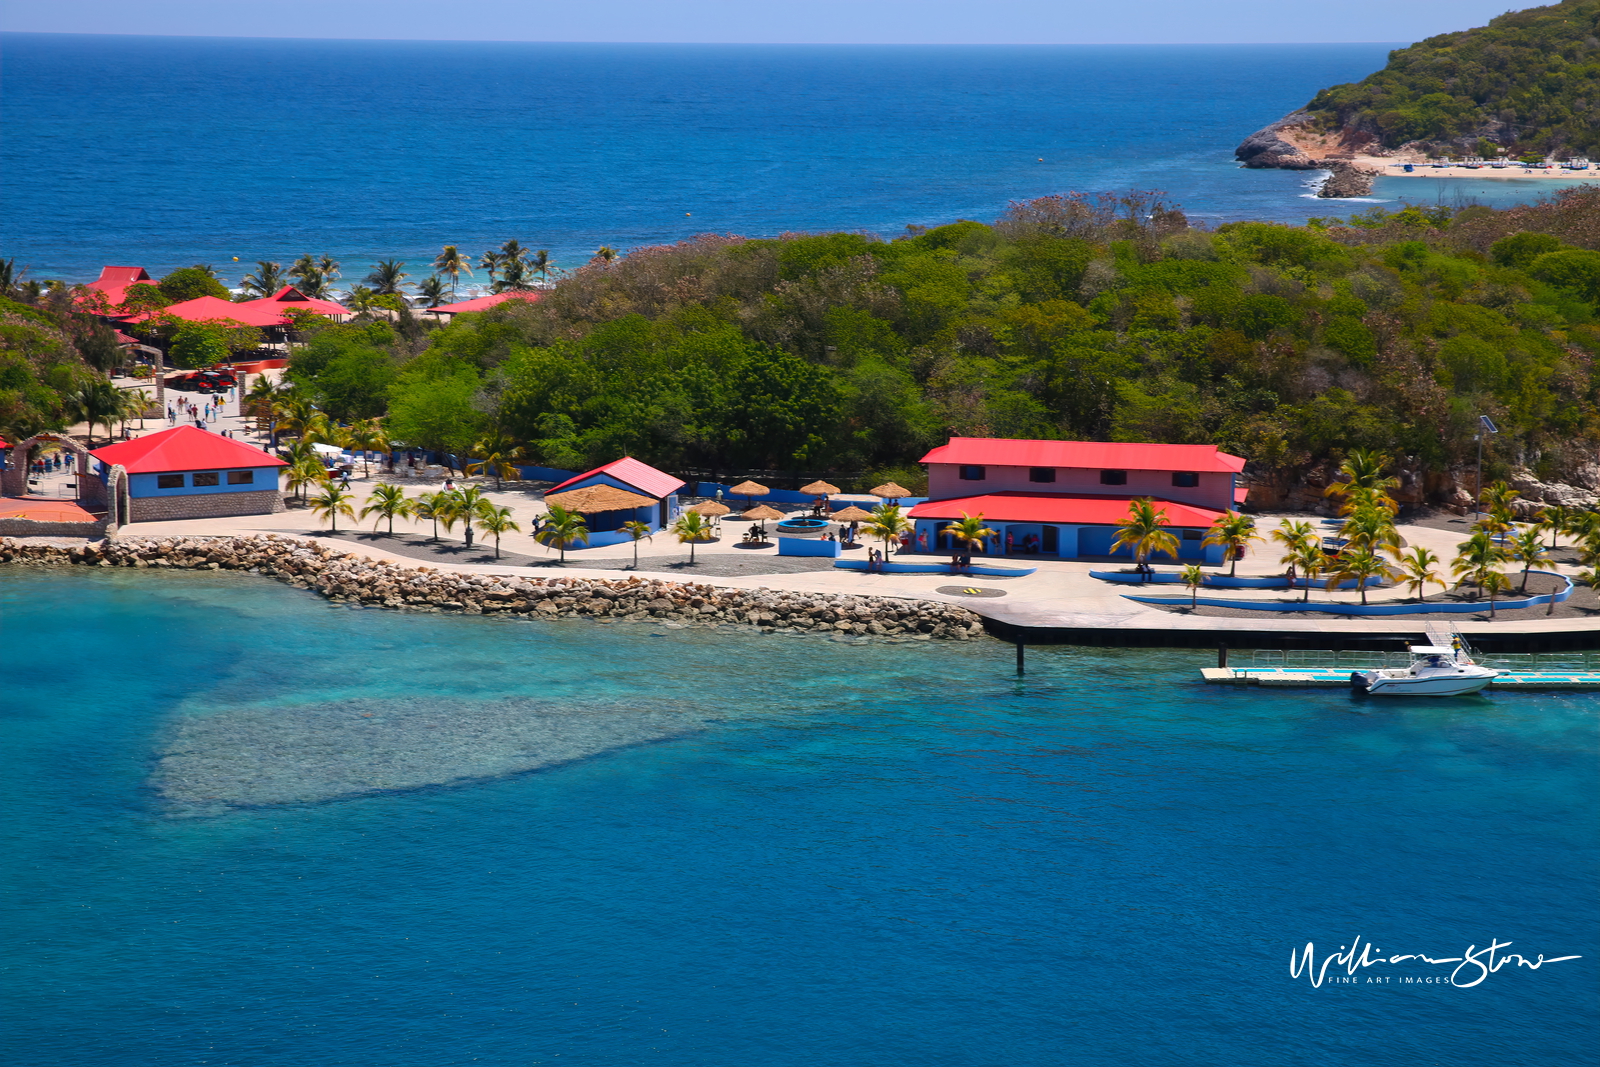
xmin=29 ymin=452 xmax=72 ymax=475
xmin=168 ymin=395 xmax=231 ymax=433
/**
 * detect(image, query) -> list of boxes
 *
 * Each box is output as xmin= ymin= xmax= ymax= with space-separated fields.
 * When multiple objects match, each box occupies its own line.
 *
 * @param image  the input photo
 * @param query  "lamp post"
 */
xmin=1474 ymin=414 xmax=1499 ymax=519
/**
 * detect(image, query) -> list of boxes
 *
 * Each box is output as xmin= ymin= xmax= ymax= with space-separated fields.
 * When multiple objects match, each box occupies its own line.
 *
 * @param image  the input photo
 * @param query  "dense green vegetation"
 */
xmin=1305 ymin=0 xmax=1600 ymax=157
xmin=6 ymin=189 xmax=1600 ymax=501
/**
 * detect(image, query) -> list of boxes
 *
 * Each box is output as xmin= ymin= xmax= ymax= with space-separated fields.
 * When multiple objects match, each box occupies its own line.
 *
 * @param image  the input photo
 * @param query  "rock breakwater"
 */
xmin=0 ymin=535 xmax=987 ymax=641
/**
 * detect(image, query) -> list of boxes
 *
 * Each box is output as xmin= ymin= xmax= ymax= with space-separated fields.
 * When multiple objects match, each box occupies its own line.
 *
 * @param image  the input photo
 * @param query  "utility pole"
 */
xmin=1474 ymin=414 xmax=1499 ymax=519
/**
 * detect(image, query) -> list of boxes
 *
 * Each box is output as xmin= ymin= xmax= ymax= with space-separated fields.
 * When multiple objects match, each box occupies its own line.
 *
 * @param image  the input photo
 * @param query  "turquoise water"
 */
xmin=2 ymin=567 xmax=1597 ymax=1064
xmin=1 ymin=35 xmax=1412 ymax=284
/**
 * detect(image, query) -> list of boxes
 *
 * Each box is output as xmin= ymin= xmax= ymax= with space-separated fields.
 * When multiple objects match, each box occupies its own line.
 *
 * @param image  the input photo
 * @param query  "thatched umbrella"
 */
xmin=800 ymin=479 xmax=840 ymax=515
xmin=870 ymin=482 xmax=912 ymax=501
xmin=728 ymin=479 xmax=769 ymax=509
xmin=544 ymin=484 xmax=657 ymax=514
xmin=685 ymin=499 xmax=731 ymax=518
xmin=740 ymin=503 xmax=783 ymax=537
xmin=832 ymin=505 xmax=874 ymax=523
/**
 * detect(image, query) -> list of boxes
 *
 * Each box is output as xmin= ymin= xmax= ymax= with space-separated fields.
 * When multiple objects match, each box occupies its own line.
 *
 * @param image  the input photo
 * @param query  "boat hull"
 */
xmin=1352 ymin=670 xmax=1497 ymax=697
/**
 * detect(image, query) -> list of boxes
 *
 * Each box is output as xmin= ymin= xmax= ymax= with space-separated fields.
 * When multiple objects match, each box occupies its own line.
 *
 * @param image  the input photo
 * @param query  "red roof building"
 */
xmin=908 ymin=436 xmax=1246 ymax=562
xmin=90 ymin=426 xmax=287 ymax=523
xmin=423 ymin=291 xmax=542 ymax=317
xmin=83 ymin=266 xmax=153 ymax=310
xmin=119 ymin=295 xmax=290 ymax=329
xmin=544 ymin=456 xmax=685 ymax=544
xmin=241 ymin=285 xmax=348 ymax=319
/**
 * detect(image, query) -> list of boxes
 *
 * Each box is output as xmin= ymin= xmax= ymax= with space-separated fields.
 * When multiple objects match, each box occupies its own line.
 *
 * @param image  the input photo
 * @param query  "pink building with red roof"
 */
xmin=544 ymin=456 xmax=685 ymax=546
xmin=91 ymin=426 xmax=286 ymax=523
xmin=908 ymin=437 xmax=1247 ymax=561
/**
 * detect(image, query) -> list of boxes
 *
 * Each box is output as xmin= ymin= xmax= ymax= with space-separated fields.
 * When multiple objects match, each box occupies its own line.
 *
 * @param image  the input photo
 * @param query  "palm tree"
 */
xmin=1201 ymin=511 xmax=1259 ymax=576
xmin=862 ymin=503 xmax=911 ymax=558
xmin=478 ymin=250 xmax=503 ymax=288
xmin=499 ymin=239 xmax=528 ymax=265
xmin=1508 ymin=525 xmax=1550 ymax=591
xmin=310 ymin=484 xmax=357 ymax=533
xmin=360 ymin=483 xmax=413 ymax=535
xmin=1538 ymin=505 xmax=1572 ymax=550
xmin=1271 ymin=519 xmax=1317 ymax=583
xmin=1111 ymin=499 xmax=1179 ymax=577
xmin=466 ymin=430 xmax=524 ymax=488
xmin=316 ymin=255 xmax=341 ymax=285
xmin=1290 ymin=540 xmax=1326 ymax=602
xmin=365 ymin=260 xmax=411 ymax=297
xmin=412 ymin=490 xmax=448 ymax=540
xmin=344 ymin=419 xmax=391 ymax=475
xmin=1475 ymin=506 xmax=1515 ymax=538
xmin=123 ymin=387 xmax=153 ymax=430
xmin=1481 ymin=570 xmax=1513 ymax=619
xmin=494 ymin=257 xmax=535 ymax=292
xmin=295 ymin=268 xmax=331 ymax=299
xmin=289 ymin=254 xmax=320 ymax=287
xmin=432 ymin=245 xmax=474 ymax=298
xmin=1328 ymin=547 xmax=1395 ymax=606
xmin=285 ymin=454 xmax=330 ymax=503
xmin=594 ymin=246 xmax=618 ymax=265
xmin=344 ymin=285 xmax=378 ymax=316
xmin=672 ymin=511 xmax=713 ymax=564
xmin=1339 ymin=504 xmax=1401 ymax=554
xmin=1179 ymin=563 xmax=1206 ymax=608
xmin=475 ymin=504 xmax=521 ymax=558
xmin=416 ymin=276 xmax=449 ymax=308
xmin=943 ymin=512 xmax=997 ymax=556
xmin=621 ymin=520 xmax=653 ymax=568
xmin=1452 ymin=529 xmax=1508 ymax=600
xmin=529 ymin=249 xmax=551 ymax=284
xmin=1324 ymin=449 xmax=1400 ymax=500
xmin=1393 ymin=546 xmax=1444 ymax=602
xmin=275 ymin=394 xmax=319 ymax=439
xmin=1480 ymin=479 xmax=1520 ymax=515
xmin=535 ymin=503 xmax=589 ymax=562
xmin=71 ymin=381 xmax=126 ymax=445
xmin=452 ymin=486 xmax=493 ymax=548
xmin=239 ymin=260 xmax=286 ymax=298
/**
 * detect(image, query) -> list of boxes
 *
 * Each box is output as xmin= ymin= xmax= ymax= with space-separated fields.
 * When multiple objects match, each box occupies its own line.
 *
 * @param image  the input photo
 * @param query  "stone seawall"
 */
xmin=0 ymin=535 xmax=987 ymax=641
xmin=129 ymin=489 xmax=286 ymax=523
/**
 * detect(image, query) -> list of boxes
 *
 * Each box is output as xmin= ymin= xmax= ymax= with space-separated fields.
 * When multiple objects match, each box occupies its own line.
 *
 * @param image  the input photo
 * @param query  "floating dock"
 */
xmin=1200 ymin=624 xmax=1600 ymax=691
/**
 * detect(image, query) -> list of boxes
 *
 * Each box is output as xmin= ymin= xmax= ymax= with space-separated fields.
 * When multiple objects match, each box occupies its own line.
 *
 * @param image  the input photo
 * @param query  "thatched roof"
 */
xmin=870 ymin=482 xmax=911 ymax=498
xmin=832 ymin=506 xmax=875 ymax=522
xmin=728 ymin=480 xmax=770 ymax=496
xmin=800 ymin=480 xmax=840 ymax=495
xmin=544 ymin=484 xmax=657 ymax=514
xmin=685 ymin=500 xmax=731 ymax=516
xmin=741 ymin=505 xmax=784 ymax=520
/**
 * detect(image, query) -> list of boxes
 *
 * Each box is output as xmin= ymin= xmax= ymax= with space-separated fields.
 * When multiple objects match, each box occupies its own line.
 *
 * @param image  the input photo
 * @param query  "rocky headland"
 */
xmin=0 ymin=535 xmax=987 ymax=641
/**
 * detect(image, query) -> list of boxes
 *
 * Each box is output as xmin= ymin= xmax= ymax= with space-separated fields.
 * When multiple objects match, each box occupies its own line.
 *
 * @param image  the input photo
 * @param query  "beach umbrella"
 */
xmin=728 ymin=479 xmax=769 ymax=509
xmin=740 ymin=503 xmax=783 ymax=537
xmin=544 ymin=484 xmax=657 ymax=514
xmin=832 ymin=505 xmax=874 ymax=522
xmin=870 ymin=482 xmax=911 ymax=500
xmin=800 ymin=480 xmax=840 ymax=495
xmin=685 ymin=500 xmax=731 ymax=517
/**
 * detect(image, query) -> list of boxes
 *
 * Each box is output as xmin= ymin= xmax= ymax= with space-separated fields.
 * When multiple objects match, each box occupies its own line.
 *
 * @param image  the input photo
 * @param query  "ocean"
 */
xmin=1 ymin=568 xmax=1595 ymax=1065
xmin=0 ymin=33 xmax=1483 ymax=289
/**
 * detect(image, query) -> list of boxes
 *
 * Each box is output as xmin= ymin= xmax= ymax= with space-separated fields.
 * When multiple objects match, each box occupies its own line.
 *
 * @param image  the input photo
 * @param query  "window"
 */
xmin=192 ymin=471 xmax=220 ymax=486
xmin=1182 ymin=529 xmax=1204 ymax=541
xmin=1099 ymin=470 xmax=1127 ymax=486
xmin=1029 ymin=467 xmax=1056 ymax=483
xmin=959 ymin=465 xmax=986 ymax=481
xmin=1172 ymin=472 xmax=1199 ymax=488
xmin=156 ymin=474 xmax=185 ymax=489
xmin=227 ymin=470 xmax=254 ymax=485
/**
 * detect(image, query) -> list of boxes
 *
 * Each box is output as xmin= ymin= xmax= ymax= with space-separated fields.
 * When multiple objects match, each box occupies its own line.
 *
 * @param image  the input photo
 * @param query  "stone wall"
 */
xmin=128 ymin=489 xmax=286 ymax=523
xmin=0 ymin=517 xmax=109 ymax=539
xmin=0 ymin=535 xmax=988 ymax=641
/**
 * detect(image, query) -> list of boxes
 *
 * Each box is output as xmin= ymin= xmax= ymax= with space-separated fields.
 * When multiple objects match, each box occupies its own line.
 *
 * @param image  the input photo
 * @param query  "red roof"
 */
xmin=121 ymin=295 xmax=289 ymax=328
xmin=921 ymin=437 xmax=1246 ymax=474
xmin=90 ymin=426 xmax=287 ymax=474
xmin=425 ymin=291 xmax=541 ymax=315
xmin=241 ymin=285 xmax=348 ymax=318
xmin=84 ymin=265 xmax=153 ymax=309
xmin=908 ymin=492 xmax=1227 ymax=527
xmin=546 ymin=456 xmax=684 ymax=500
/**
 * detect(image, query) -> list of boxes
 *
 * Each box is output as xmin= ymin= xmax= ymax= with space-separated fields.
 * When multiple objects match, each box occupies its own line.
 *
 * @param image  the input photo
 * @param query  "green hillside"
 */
xmin=1306 ymin=0 xmax=1600 ymax=157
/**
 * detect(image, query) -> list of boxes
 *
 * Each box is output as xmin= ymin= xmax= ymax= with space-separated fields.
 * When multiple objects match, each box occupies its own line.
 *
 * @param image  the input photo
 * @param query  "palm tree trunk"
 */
xmin=494 ymin=534 xmax=501 ymax=559
xmin=1520 ymin=564 xmax=1530 ymax=592
xmin=1229 ymin=547 xmax=1239 ymax=577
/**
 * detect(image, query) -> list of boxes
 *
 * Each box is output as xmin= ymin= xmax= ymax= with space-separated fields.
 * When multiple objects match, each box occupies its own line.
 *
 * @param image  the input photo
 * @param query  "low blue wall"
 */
xmin=833 ymin=559 xmax=1037 ymax=576
xmin=779 ymin=537 xmax=842 ymax=558
xmin=1122 ymin=571 xmax=1573 ymax=615
xmin=1091 ymin=570 xmax=1386 ymax=590
xmin=516 ymin=464 xmax=581 ymax=483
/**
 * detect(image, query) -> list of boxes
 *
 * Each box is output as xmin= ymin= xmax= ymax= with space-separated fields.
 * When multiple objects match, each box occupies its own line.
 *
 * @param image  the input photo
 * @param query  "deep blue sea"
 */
xmin=1 ymin=568 xmax=1595 ymax=1065
xmin=3 ymin=33 xmax=1557 ymax=290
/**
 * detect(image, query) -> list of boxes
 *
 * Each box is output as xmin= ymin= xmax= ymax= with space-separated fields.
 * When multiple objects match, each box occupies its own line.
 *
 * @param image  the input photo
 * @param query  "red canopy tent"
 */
xmin=118 ymin=295 xmax=289 ymax=329
xmin=423 ymin=291 xmax=541 ymax=317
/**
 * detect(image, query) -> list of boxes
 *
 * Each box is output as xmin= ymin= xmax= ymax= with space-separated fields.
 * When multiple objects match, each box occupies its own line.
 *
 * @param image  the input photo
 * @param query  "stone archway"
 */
xmin=0 ymin=434 xmax=107 ymax=511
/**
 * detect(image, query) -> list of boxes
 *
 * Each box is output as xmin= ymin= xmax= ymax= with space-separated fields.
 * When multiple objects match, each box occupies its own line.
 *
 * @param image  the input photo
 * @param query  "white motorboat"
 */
xmin=1351 ymin=646 xmax=1499 ymax=697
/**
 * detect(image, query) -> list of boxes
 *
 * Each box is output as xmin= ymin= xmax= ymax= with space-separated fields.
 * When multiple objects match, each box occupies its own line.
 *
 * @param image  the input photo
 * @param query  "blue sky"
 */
xmin=3 ymin=0 xmax=1513 ymax=44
